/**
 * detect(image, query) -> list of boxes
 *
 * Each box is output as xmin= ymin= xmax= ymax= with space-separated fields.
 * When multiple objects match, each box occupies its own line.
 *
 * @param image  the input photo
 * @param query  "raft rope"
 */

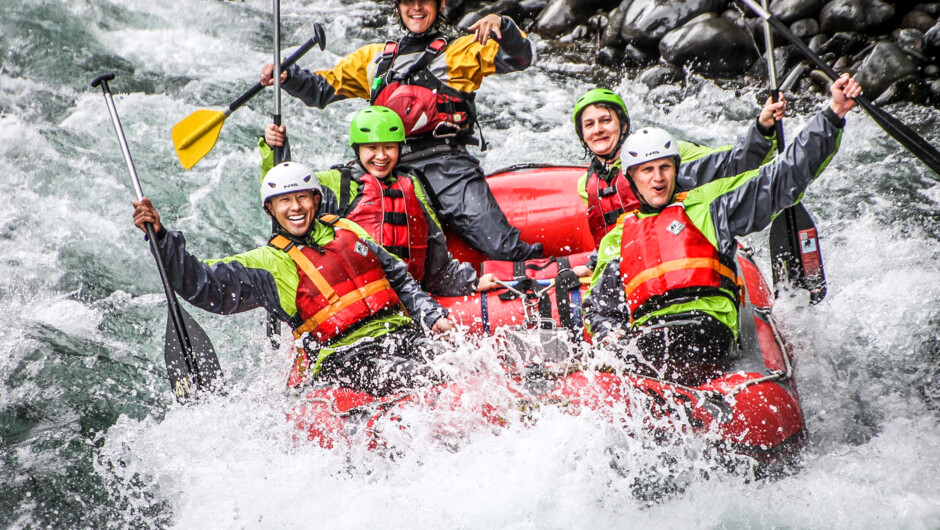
xmin=493 ymin=278 xmax=558 ymax=330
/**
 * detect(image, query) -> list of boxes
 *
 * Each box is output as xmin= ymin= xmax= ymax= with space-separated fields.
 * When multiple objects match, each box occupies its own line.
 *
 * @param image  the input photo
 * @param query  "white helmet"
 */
xmin=260 ymin=162 xmax=322 ymax=206
xmin=621 ymin=127 xmax=681 ymax=171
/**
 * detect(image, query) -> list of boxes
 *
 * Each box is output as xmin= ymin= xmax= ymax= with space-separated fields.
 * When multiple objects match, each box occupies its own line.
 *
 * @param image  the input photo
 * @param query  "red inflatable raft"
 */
xmin=291 ymin=164 xmax=805 ymax=462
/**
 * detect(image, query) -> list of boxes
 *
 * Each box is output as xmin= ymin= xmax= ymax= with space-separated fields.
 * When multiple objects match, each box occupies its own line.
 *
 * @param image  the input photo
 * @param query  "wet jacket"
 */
xmin=278 ymin=16 xmax=532 ymax=118
xmin=259 ymin=143 xmax=480 ymax=297
xmin=583 ymin=108 xmax=844 ymax=340
xmin=577 ymin=119 xmax=778 ymax=248
xmin=151 ymin=218 xmax=448 ymax=368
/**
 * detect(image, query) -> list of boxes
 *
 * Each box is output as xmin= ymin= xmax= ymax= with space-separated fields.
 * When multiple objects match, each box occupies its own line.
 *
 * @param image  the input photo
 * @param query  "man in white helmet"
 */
xmin=132 ymin=161 xmax=455 ymax=395
xmin=582 ymin=75 xmax=861 ymax=378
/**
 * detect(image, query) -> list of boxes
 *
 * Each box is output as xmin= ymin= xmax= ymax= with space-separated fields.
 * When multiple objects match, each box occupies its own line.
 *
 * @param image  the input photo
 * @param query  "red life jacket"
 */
xmin=585 ymin=165 xmax=641 ymax=247
xmin=618 ymin=199 xmax=742 ymax=322
xmin=269 ymin=216 xmax=401 ymax=387
xmin=341 ymin=170 xmax=430 ymax=283
xmin=370 ymin=38 xmax=479 ymax=142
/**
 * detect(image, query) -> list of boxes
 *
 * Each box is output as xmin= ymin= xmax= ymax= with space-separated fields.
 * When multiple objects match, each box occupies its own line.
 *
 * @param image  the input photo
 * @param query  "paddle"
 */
xmin=757 ymin=0 xmax=827 ymax=303
xmin=736 ymin=0 xmax=940 ymax=177
xmin=171 ymin=22 xmax=326 ymax=169
xmin=93 ymin=73 xmax=224 ymax=402
xmin=267 ymin=0 xmax=286 ymax=348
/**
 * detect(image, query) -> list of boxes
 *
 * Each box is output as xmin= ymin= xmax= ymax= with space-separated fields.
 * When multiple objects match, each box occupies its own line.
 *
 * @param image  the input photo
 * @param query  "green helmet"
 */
xmin=572 ymin=88 xmax=630 ymax=134
xmin=349 ymin=106 xmax=406 ymax=146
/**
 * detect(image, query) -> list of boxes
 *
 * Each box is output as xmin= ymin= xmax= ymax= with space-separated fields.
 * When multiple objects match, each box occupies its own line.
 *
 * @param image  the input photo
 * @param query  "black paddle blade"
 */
xmin=164 ymin=306 xmax=224 ymax=401
xmin=770 ymin=203 xmax=827 ymax=304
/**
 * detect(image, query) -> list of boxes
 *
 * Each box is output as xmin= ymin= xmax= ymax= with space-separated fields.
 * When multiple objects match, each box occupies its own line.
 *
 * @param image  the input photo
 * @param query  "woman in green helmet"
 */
xmin=571 ymin=88 xmax=786 ymax=277
xmin=261 ymin=105 xmax=498 ymax=297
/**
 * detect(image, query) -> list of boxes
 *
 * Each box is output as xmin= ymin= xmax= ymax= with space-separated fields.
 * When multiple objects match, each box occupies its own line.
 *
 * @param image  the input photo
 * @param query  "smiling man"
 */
xmin=132 ymin=161 xmax=456 ymax=395
xmin=260 ymin=0 xmax=541 ymax=262
xmin=582 ymin=75 xmax=861 ymax=371
xmin=570 ymin=88 xmax=786 ymax=277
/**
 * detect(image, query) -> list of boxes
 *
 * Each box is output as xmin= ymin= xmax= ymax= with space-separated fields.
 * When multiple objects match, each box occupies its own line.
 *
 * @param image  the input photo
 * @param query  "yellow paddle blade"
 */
xmin=171 ymin=109 xmax=227 ymax=169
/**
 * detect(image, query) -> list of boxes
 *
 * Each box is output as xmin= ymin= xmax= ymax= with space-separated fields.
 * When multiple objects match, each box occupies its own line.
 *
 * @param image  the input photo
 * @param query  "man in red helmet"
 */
xmin=261 ymin=0 xmax=542 ymax=262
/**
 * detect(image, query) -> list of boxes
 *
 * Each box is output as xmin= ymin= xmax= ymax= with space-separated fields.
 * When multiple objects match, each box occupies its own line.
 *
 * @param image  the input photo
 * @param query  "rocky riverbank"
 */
xmin=449 ymin=0 xmax=940 ymax=107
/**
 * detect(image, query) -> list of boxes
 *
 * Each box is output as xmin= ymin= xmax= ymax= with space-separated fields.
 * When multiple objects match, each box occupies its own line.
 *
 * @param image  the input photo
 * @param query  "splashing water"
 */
xmin=2 ymin=0 xmax=940 ymax=527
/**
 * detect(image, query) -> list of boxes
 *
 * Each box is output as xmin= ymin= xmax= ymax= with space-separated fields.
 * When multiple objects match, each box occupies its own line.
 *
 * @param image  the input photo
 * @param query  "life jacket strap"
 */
xmin=292 ymin=277 xmax=394 ymax=338
xmin=603 ymin=208 xmax=625 ymax=226
xmin=382 ymin=187 xmax=405 ymax=198
xmin=383 ymin=212 xmax=408 ymax=225
xmin=269 ymin=234 xmax=339 ymax=304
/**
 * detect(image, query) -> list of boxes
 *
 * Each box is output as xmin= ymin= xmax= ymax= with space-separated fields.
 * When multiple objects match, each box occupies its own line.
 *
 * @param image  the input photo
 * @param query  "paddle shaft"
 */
xmin=268 ymin=0 xmax=285 ymax=347
xmin=737 ymin=0 xmax=940 ymax=176
xmin=229 ymin=35 xmax=320 ymax=115
xmin=760 ymin=0 xmax=798 ymax=261
xmin=92 ymin=73 xmax=206 ymax=396
xmin=273 ymin=0 xmax=285 ymax=164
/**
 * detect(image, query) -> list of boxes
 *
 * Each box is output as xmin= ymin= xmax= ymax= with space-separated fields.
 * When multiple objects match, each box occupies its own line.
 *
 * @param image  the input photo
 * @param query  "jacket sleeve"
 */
xmin=420 ymin=207 xmax=480 ymax=297
xmin=492 ymin=16 xmax=533 ymax=73
xmin=153 ymin=229 xmax=289 ymax=321
xmin=581 ymin=257 xmax=629 ymax=340
xmin=701 ymin=108 xmax=844 ymax=255
xmin=281 ymin=44 xmax=382 ymax=107
xmin=363 ymin=238 xmax=448 ymax=329
xmin=676 ymin=118 xmax=776 ymax=191
xmin=581 ymin=227 xmax=630 ymax=338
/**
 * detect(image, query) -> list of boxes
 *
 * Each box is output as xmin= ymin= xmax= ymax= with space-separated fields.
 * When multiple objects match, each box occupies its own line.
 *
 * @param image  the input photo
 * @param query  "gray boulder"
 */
xmin=900 ymin=10 xmax=938 ymax=33
xmin=637 ymin=63 xmax=684 ymax=87
xmin=457 ymin=1 xmax=527 ymax=30
xmin=791 ymin=18 xmax=821 ymax=39
xmin=926 ymin=22 xmax=940 ymax=57
xmin=819 ymin=0 xmax=895 ymax=34
xmin=854 ymin=42 xmax=919 ymax=99
xmin=620 ymin=0 xmax=727 ymax=48
xmin=602 ymin=6 xmax=628 ymax=47
xmin=659 ymin=13 xmax=756 ymax=75
xmin=770 ymin=0 xmax=825 ymax=25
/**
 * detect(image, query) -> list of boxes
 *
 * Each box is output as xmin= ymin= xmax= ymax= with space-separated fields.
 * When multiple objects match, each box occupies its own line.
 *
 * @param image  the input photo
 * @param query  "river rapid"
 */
xmin=2 ymin=0 xmax=940 ymax=527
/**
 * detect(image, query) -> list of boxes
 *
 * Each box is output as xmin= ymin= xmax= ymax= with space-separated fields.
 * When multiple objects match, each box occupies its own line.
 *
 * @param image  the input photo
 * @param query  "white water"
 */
xmin=2 ymin=0 xmax=940 ymax=527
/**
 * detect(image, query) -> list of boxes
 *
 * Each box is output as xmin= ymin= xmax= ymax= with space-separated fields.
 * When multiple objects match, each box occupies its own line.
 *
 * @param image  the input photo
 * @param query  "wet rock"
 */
xmin=831 ymin=54 xmax=854 ymax=72
xmin=873 ymin=75 xmax=926 ymax=105
xmin=458 ymin=1 xmax=527 ymax=29
xmin=770 ymin=0 xmax=825 ymax=25
xmin=817 ymin=31 xmax=868 ymax=56
xmin=589 ymin=14 xmax=609 ymax=34
xmin=926 ymin=22 xmax=940 ymax=57
xmin=660 ymin=13 xmax=756 ymax=75
xmin=536 ymin=0 xmax=580 ymax=36
xmin=622 ymin=43 xmax=660 ymax=66
xmin=926 ymin=64 xmax=940 ymax=76
xmin=901 ymin=10 xmax=937 ymax=33
xmin=620 ymin=0 xmax=728 ymax=49
xmin=854 ymin=42 xmax=919 ymax=99
xmin=819 ymin=0 xmax=895 ymax=34
xmin=602 ymin=6 xmax=628 ymax=47
xmin=519 ymin=0 xmax=550 ymax=19
xmin=929 ymin=79 xmax=940 ymax=104
xmin=915 ymin=3 xmax=940 ymax=17
xmin=558 ymin=24 xmax=591 ymax=42
xmin=808 ymin=34 xmax=828 ymax=52
xmin=720 ymin=8 xmax=745 ymax=27
xmin=791 ymin=18 xmax=820 ymax=39
xmin=897 ymin=28 xmax=928 ymax=61
xmin=637 ymin=63 xmax=684 ymax=87
xmin=596 ymin=45 xmax=624 ymax=66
